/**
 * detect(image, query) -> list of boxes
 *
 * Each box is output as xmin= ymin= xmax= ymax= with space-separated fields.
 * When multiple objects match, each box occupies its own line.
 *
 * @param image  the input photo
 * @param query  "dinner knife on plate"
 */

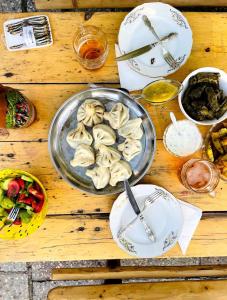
xmin=124 ymin=180 xmax=156 ymax=242
xmin=116 ymin=32 xmax=177 ymax=62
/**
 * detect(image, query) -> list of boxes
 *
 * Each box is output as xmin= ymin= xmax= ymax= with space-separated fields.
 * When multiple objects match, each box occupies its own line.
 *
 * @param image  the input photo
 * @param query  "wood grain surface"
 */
xmin=51 ymin=265 xmax=227 ymax=280
xmin=47 ymin=280 xmax=227 ymax=300
xmin=0 ymin=139 xmax=226 ymax=214
xmin=0 ymin=12 xmax=227 ymax=262
xmin=0 ymin=84 xmax=209 ymax=142
xmin=0 ymin=12 xmax=227 ymax=83
xmin=1 ymin=214 xmax=227 ymax=262
xmin=36 ymin=0 xmax=227 ymax=9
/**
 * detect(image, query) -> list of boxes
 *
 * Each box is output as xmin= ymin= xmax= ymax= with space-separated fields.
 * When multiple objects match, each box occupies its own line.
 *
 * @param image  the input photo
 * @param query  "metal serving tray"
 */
xmin=48 ymin=87 xmax=156 ymax=195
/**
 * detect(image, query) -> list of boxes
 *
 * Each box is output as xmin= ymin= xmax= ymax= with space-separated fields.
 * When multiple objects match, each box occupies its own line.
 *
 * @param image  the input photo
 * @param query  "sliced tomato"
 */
xmin=13 ymin=218 xmax=22 ymax=225
xmin=28 ymin=186 xmax=44 ymax=201
xmin=18 ymin=195 xmax=33 ymax=205
xmin=16 ymin=178 xmax=25 ymax=190
xmin=32 ymin=198 xmax=44 ymax=213
xmin=34 ymin=181 xmax=42 ymax=193
xmin=18 ymin=193 xmax=26 ymax=200
xmin=7 ymin=180 xmax=20 ymax=198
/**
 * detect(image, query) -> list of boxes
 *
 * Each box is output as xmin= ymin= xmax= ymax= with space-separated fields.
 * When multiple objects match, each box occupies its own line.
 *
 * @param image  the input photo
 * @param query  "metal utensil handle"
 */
xmin=139 ymin=214 xmax=155 ymax=242
xmin=124 ymin=180 xmax=141 ymax=215
xmin=142 ymin=15 xmax=161 ymax=42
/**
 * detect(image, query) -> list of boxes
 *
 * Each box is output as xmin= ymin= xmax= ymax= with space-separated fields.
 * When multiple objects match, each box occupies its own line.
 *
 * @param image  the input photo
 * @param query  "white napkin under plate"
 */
xmin=115 ymin=44 xmax=156 ymax=92
xmin=178 ymin=199 xmax=202 ymax=255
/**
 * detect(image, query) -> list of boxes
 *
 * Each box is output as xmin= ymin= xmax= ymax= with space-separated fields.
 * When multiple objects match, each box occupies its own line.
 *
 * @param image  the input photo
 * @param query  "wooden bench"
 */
xmin=48 ymin=265 xmax=227 ymax=299
xmin=48 ymin=281 xmax=227 ymax=299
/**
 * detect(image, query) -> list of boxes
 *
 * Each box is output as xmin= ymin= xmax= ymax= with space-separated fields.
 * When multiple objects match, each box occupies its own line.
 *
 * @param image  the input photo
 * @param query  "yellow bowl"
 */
xmin=0 ymin=169 xmax=48 ymax=240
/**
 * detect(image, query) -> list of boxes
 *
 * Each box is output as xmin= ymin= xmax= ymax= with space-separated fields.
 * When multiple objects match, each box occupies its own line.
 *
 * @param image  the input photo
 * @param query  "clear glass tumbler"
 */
xmin=180 ymin=159 xmax=220 ymax=196
xmin=73 ymin=25 xmax=109 ymax=70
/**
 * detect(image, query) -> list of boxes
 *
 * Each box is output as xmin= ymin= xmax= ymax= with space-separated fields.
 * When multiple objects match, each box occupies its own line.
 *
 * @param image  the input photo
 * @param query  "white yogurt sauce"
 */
xmin=163 ymin=120 xmax=202 ymax=157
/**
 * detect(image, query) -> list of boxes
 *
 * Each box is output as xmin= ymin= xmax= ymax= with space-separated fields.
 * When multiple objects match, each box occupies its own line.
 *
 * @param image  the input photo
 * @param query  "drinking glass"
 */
xmin=73 ymin=25 xmax=109 ymax=70
xmin=180 ymin=159 xmax=220 ymax=196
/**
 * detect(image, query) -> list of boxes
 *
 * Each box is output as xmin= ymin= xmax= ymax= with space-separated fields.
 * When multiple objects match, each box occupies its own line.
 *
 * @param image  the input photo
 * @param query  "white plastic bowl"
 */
xmin=178 ymin=67 xmax=227 ymax=126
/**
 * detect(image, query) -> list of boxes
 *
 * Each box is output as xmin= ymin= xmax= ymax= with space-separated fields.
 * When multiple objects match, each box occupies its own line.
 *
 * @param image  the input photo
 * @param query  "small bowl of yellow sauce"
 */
xmin=141 ymin=79 xmax=182 ymax=105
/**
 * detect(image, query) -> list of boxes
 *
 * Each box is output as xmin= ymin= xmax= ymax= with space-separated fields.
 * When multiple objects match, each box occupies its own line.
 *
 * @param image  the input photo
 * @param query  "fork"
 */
xmin=117 ymin=189 xmax=162 ymax=241
xmin=0 ymin=207 xmax=20 ymax=231
xmin=142 ymin=15 xmax=179 ymax=69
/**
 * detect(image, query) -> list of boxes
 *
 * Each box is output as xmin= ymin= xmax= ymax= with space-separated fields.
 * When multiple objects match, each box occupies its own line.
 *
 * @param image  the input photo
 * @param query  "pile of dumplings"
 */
xmin=66 ymin=99 xmax=144 ymax=190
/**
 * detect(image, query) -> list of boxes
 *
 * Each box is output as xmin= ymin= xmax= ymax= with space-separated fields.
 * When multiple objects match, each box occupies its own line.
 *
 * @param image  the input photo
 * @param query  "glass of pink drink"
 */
xmin=180 ymin=159 xmax=220 ymax=196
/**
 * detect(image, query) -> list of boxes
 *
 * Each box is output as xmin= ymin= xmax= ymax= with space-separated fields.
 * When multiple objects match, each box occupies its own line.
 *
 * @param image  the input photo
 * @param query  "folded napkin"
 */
xmin=178 ymin=199 xmax=202 ymax=255
xmin=115 ymin=44 xmax=156 ymax=92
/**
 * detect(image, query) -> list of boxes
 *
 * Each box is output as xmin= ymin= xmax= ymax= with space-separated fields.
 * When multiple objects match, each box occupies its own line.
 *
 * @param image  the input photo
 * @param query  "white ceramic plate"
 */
xmin=109 ymin=184 xmax=183 ymax=258
xmin=118 ymin=2 xmax=193 ymax=78
xmin=179 ymin=67 xmax=227 ymax=125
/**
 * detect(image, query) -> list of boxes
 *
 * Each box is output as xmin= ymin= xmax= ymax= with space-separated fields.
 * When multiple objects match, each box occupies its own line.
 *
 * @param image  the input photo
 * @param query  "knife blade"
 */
xmin=116 ymin=32 xmax=177 ymax=62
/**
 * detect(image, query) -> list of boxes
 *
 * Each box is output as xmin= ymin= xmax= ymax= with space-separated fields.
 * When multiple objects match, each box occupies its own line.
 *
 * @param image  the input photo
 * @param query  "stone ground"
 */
xmin=1 ymin=0 xmax=227 ymax=299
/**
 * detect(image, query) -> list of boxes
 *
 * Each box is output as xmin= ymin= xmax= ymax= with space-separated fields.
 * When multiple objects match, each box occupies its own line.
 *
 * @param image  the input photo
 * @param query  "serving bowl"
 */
xmin=48 ymin=87 xmax=156 ymax=195
xmin=0 ymin=169 xmax=48 ymax=240
xmin=178 ymin=67 xmax=227 ymax=126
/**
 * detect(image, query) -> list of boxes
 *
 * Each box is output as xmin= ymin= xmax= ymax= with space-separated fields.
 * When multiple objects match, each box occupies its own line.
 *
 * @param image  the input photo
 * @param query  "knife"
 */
xmin=124 ymin=180 xmax=155 ymax=242
xmin=116 ymin=32 xmax=177 ymax=62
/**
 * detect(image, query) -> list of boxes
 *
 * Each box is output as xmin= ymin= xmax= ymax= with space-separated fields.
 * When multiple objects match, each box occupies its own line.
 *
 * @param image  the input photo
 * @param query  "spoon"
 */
xmin=170 ymin=112 xmax=182 ymax=136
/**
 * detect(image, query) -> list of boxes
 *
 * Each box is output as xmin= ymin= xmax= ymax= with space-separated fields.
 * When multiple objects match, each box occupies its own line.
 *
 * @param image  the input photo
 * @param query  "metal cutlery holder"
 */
xmin=3 ymin=15 xmax=53 ymax=51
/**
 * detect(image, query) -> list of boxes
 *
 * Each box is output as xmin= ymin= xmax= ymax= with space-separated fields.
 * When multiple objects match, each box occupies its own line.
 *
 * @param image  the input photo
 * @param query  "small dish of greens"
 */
xmin=179 ymin=67 xmax=227 ymax=125
xmin=0 ymin=174 xmax=45 ymax=228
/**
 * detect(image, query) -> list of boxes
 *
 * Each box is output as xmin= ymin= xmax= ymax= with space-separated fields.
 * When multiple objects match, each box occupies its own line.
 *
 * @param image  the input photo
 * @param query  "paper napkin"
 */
xmin=177 ymin=200 xmax=202 ymax=255
xmin=115 ymin=44 xmax=156 ymax=92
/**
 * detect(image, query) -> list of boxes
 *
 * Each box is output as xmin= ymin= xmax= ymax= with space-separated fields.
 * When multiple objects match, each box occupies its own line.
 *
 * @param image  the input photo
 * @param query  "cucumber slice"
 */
xmin=0 ymin=197 xmax=14 ymax=209
xmin=21 ymin=175 xmax=33 ymax=183
xmin=1 ymin=178 xmax=12 ymax=191
xmin=19 ymin=210 xmax=32 ymax=224
xmin=0 ymin=189 xmax=4 ymax=201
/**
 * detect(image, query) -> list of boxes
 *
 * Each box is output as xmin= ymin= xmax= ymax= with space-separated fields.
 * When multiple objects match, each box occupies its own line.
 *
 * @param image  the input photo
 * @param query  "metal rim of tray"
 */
xmin=48 ymin=87 xmax=156 ymax=195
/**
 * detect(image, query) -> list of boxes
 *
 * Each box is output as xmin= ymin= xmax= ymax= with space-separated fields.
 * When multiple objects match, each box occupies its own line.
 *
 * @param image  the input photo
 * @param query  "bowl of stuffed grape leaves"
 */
xmin=179 ymin=67 xmax=227 ymax=125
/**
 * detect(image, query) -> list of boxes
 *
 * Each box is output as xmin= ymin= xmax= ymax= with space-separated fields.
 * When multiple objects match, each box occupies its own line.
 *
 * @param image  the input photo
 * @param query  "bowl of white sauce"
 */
xmin=163 ymin=119 xmax=203 ymax=157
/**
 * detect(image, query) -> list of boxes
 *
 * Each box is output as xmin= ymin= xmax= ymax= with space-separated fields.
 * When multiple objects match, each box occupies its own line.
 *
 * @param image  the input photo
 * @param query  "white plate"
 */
xmin=118 ymin=2 xmax=193 ymax=78
xmin=109 ymin=184 xmax=183 ymax=258
xmin=179 ymin=67 xmax=227 ymax=125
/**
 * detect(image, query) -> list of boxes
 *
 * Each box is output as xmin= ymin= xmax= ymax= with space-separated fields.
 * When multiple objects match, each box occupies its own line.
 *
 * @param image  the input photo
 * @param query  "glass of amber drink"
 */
xmin=180 ymin=159 xmax=220 ymax=196
xmin=73 ymin=25 xmax=109 ymax=70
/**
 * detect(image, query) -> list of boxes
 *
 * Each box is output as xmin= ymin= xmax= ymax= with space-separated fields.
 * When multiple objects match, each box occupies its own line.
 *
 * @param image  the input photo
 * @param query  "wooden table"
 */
xmin=0 ymin=11 xmax=227 ymax=262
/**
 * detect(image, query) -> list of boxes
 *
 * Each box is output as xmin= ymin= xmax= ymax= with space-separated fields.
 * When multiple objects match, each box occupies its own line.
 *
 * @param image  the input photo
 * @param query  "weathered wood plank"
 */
xmin=0 ymin=140 xmax=226 ymax=213
xmin=35 ymin=0 xmax=227 ymax=10
xmin=0 ymin=12 xmax=227 ymax=83
xmin=47 ymin=281 xmax=227 ymax=300
xmin=51 ymin=265 xmax=227 ymax=280
xmin=0 ymin=84 xmax=209 ymax=142
xmin=2 ymin=215 xmax=227 ymax=261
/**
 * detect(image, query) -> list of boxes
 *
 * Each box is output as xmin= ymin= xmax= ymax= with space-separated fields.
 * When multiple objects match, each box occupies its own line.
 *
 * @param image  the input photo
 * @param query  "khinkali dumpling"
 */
xmin=104 ymin=103 xmax=129 ymax=129
xmin=77 ymin=99 xmax=105 ymax=127
xmin=70 ymin=144 xmax=95 ymax=167
xmin=66 ymin=122 xmax=93 ymax=149
xmin=118 ymin=138 xmax=142 ymax=161
xmin=118 ymin=118 xmax=143 ymax=139
xmin=93 ymin=124 xmax=116 ymax=148
xmin=109 ymin=161 xmax=132 ymax=186
xmin=86 ymin=166 xmax=110 ymax=189
xmin=96 ymin=145 xmax=121 ymax=168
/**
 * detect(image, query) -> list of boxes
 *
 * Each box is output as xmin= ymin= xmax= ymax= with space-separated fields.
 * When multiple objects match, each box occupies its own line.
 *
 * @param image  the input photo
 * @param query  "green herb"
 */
xmin=5 ymin=90 xmax=26 ymax=128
